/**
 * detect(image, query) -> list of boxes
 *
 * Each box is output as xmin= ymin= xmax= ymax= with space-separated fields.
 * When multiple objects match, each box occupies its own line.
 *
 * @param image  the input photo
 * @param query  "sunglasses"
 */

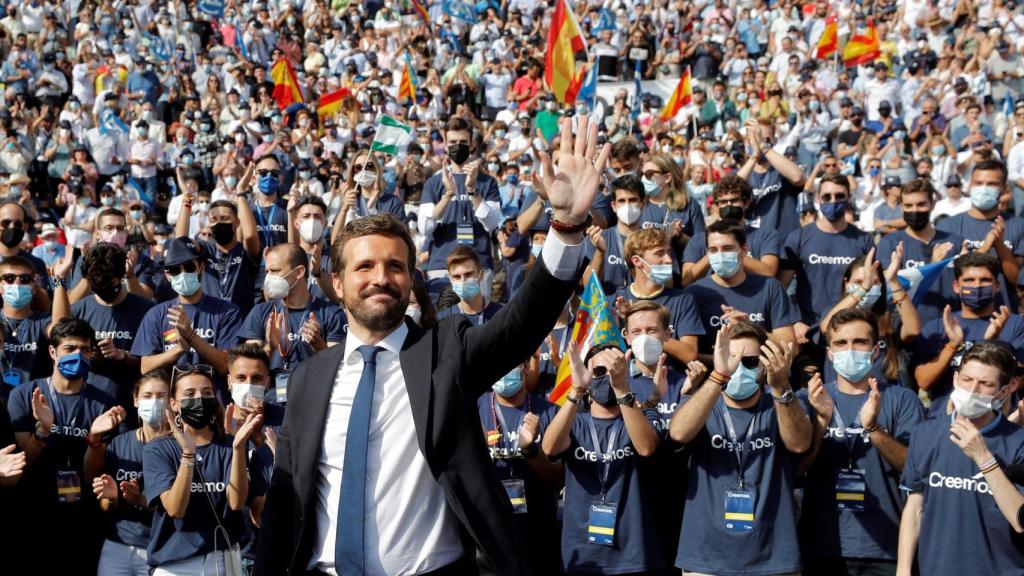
xmin=0 ymin=219 xmax=24 ymax=229
xmin=257 ymin=169 xmax=281 ymax=178
xmin=641 ymin=170 xmax=664 ymax=179
xmin=165 ymin=261 xmax=199 ymax=276
xmin=0 ymin=273 xmax=34 ymax=284
xmin=739 ymin=356 xmax=761 ymax=370
xmin=171 ymin=363 xmax=214 ymax=384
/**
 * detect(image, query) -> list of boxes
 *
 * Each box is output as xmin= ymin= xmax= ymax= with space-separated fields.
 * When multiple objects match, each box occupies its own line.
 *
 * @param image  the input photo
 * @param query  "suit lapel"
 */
xmin=399 ymin=322 xmax=432 ymax=457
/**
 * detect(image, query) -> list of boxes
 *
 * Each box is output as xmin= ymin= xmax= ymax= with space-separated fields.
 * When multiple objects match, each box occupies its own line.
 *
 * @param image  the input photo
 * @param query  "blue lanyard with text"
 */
xmin=718 ymin=400 xmax=758 ymax=490
xmin=48 ymin=378 xmax=84 ymax=431
xmin=585 ymin=415 xmax=624 ymax=500
xmin=831 ymin=403 xmax=863 ymax=470
xmin=255 ymin=203 xmax=278 ymax=247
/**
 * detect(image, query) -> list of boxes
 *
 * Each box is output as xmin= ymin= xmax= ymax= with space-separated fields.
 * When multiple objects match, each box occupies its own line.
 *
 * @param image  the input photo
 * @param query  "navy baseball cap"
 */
xmin=163 ymin=236 xmax=201 ymax=267
xmin=884 ymin=176 xmax=902 ymax=188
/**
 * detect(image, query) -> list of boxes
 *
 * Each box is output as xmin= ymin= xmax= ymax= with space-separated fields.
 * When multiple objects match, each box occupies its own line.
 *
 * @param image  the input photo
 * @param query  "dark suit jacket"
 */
xmin=254 ymin=257 xmax=583 ymax=576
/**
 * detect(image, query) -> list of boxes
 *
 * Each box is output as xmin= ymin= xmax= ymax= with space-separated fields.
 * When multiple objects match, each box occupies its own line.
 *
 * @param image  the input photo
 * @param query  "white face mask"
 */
xmin=406 ymin=305 xmax=422 ymax=325
xmin=354 ymin=170 xmax=378 ymax=188
xmin=136 ymin=398 xmax=166 ymax=427
xmin=616 ymin=203 xmax=641 ymax=225
xmin=263 ymin=269 xmax=296 ymax=300
xmin=231 ymin=383 xmax=265 ymax=408
xmin=299 ymin=218 xmax=324 ymax=243
xmin=630 ymin=334 xmax=664 ymax=366
xmin=951 ymin=383 xmax=999 ymax=419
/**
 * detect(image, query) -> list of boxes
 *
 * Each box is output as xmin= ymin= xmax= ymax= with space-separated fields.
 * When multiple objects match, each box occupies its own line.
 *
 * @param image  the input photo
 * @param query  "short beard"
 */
xmin=344 ymin=284 xmax=410 ymax=334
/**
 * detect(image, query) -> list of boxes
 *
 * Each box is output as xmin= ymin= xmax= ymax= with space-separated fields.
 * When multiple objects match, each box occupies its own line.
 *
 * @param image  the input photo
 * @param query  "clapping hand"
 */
xmin=680 ymin=360 xmax=707 ymax=395
xmin=806 ymin=372 xmax=832 ymax=427
xmin=518 ymin=412 xmax=540 ymax=450
xmin=859 ymin=378 xmax=882 ymax=431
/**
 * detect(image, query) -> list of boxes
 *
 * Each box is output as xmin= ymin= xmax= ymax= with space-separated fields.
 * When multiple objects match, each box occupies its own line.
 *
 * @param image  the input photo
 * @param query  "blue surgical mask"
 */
xmin=960 ymin=284 xmax=995 ymax=310
xmin=808 ymin=99 xmax=821 ymax=112
xmin=969 ymin=185 xmax=1000 ymax=211
xmin=724 ymin=364 xmax=761 ymax=400
xmin=642 ymin=258 xmax=673 ymax=285
xmin=820 ymin=200 xmax=849 ymax=221
xmin=641 ymin=176 xmax=661 ymax=196
xmin=832 ymin=349 xmax=873 ymax=382
xmin=931 ymin=145 xmax=945 ymax=156
xmin=170 ymin=271 xmax=201 ymax=296
xmin=709 ymin=251 xmax=741 ymax=278
xmin=57 ymin=351 xmax=91 ymax=380
xmin=506 ymin=173 xmax=519 ymax=186
xmin=2 ymin=283 xmax=32 ymax=309
xmin=451 ymin=279 xmax=480 ymax=301
xmin=868 ymin=166 xmax=880 ymax=177
xmin=258 ymin=174 xmax=280 ymax=195
xmin=492 ymin=367 xmax=524 ymax=397
xmin=530 ymin=244 xmax=543 ymax=258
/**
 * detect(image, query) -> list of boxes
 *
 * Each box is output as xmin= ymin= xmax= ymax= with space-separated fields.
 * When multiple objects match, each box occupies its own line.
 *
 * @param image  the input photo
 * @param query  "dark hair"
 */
xmin=295 ymin=194 xmax=328 ymax=215
xmin=411 ymin=279 xmax=437 ymax=329
xmin=610 ymin=137 xmax=640 ymax=163
xmin=445 ymin=116 xmax=472 ymax=135
xmin=954 ymin=251 xmax=1000 ymax=280
xmin=730 ymin=320 xmax=768 ymax=346
xmin=96 ymin=207 xmax=126 ymax=225
xmin=82 ymin=242 xmax=127 ymax=286
xmin=209 ymin=199 xmax=238 ymax=215
xmin=255 ymin=153 xmax=281 ymax=167
xmin=611 ymin=173 xmax=644 ymax=199
xmin=712 ymin=174 xmax=753 ymax=202
xmin=706 ymin=219 xmax=748 ymax=246
xmin=330 ymin=214 xmax=416 ymax=277
xmin=901 ymin=178 xmax=936 ymax=203
xmin=972 ymin=158 xmax=1008 ymax=185
xmin=228 ymin=343 xmax=270 ymax=372
xmin=133 ymin=369 xmax=170 ymax=397
xmin=818 ymin=173 xmax=852 ymax=196
xmin=0 ymin=254 xmax=36 ymax=274
xmin=827 ymin=307 xmax=879 ymax=341
xmin=960 ymin=340 xmax=1017 ymax=387
xmin=169 ymin=367 xmax=225 ymax=440
xmin=50 ymin=318 xmax=95 ymax=347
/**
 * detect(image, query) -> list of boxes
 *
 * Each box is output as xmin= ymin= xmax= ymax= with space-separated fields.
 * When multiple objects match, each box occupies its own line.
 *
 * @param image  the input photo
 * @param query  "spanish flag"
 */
xmin=163 ymin=328 xmax=178 ymax=343
xmin=95 ymin=65 xmax=128 ymax=95
xmin=843 ymin=20 xmax=881 ymax=67
xmin=660 ymin=67 xmax=693 ymax=122
xmin=407 ymin=0 xmax=429 ymax=25
xmin=544 ymin=0 xmax=588 ymax=105
xmin=271 ymin=58 xmax=304 ymax=110
xmin=316 ymin=87 xmax=351 ymax=120
xmin=816 ymin=14 xmax=838 ymax=59
xmin=398 ymin=51 xmax=416 ymax=103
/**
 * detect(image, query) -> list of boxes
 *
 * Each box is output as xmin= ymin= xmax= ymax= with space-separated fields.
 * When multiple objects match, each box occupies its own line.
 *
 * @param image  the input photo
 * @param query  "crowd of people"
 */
xmin=0 ymin=0 xmax=1021 ymax=574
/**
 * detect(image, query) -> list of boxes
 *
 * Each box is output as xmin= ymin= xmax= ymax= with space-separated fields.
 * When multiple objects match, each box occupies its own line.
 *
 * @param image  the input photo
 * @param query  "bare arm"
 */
xmin=743 ymin=253 xmax=779 ymax=277
xmin=896 ymin=492 xmax=923 ymax=576
xmin=866 ymin=427 xmax=909 ymax=471
xmin=541 ymin=397 xmax=577 ymax=458
xmin=227 ymin=444 xmax=249 ymax=511
xmin=159 ymin=457 xmax=195 ymax=519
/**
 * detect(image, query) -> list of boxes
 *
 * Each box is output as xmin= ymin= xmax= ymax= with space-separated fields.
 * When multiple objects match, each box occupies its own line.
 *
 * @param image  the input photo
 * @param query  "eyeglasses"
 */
xmin=641 ymin=170 xmax=664 ymax=179
xmin=820 ymin=193 xmax=848 ymax=202
xmin=739 ymin=356 xmax=761 ymax=370
xmin=257 ymin=169 xmax=281 ymax=178
xmin=129 ymin=205 xmax=142 ymax=211
xmin=716 ymin=197 xmax=744 ymax=206
xmin=0 ymin=219 xmax=23 ymax=229
xmin=171 ymin=363 xmax=214 ymax=384
xmin=165 ymin=261 xmax=199 ymax=276
xmin=0 ymin=273 xmax=34 ymax=284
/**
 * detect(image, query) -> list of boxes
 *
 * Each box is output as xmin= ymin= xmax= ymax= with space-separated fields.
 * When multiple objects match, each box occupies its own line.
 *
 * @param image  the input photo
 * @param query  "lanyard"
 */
xmin=831 ymin=400 xmax=864 ymax=470
xmin=254 ymin=203 xmax=278 ymax=247
xmin=47 ymin=378 xmax=84 ymax=431
xmin=490 ymin=392 xmax=532 ymax=456
xmin=584 ymin=415 xmax=625 ymax=500
xmin=217 ymin=248 xmax=235 ymax=299
xmin=278 ymin=300 xmax=312 ymax=361
xmin=718 ymin=400 xmax=758 ymax=490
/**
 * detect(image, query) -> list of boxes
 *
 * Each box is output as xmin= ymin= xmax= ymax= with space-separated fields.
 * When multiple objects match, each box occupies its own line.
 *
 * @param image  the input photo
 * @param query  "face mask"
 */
xmin=299 ymin=219 xmax=325 ymax=243
xmin=262 ymin=133 xmax=274 ymax=143
xmin=44 ymin=239 xmax=58 ymax=250
xmin=92 ymin=281 xmax=122 ymax=304
xmin=264 ymin=269 xmax=296 ymax=300
xmin=960 ymin=284 xmax=995 ymax=310
xmin=832 ymin=349 xmax=873 ymax=382
xmin=809 ymin=100 xmax=821 ymax=112
xmin=128 ymin=208 xmax=144 ymax=220
xmin=224 ymin=176 xmax=238 ymax=188
xmin=258 ymin=174 xmax=280 ymax=195
xmin=709 ymin=251 xmax=741 ymax=278
xmin=641 ymin=258 xmax=673 ymax=285
xmin=724 ymin=363 xmax=761 ymax=400
xmin=588 ymin=374 xmax=618 ymax=407
xmin=137 ymin=398 xmax=166 ymax=427
xmin=868 ymin=167 xmax=880 ymax=178
xmin=631 ymin=334 xmax=663 ymax=366
xmin=136 ymin=127 xmax=147 ymax=137
xmin=530 ymin=243 xmax=543 ymax=258
xmin=492 ymin=367 xmax=524 ymax=397
xmin=903 ymin=210 xmax=930 ymax=231
xmin=57 ymin=351 xmax=91 ymax=380
xmin=101 ymin=197 xmax=115 ymax=207
xmin=486 ymin=162 xmax=500 ymax=174
xmin=211 ymin=222 xmax=235 ymax=246
xmin=641 ymin=176 xmax=661 ymax=196
xmin=197 ymin=202 xmax=209 ymax=213
xmin=616 ymin=204 xmax=641 ymax=225
xmin=718 ymin=205 xmax=744 ymax=221
xmin=201 ymin=123 xmax=212 ymax=133
xmin=177 ymin=396 xmax=218 ymax=429
xmin=354 ymin=170 xmax=378 ymax=188
xmin=231 ymin=383 xmax=265 ymax=408
xmin=405 ymin=305 xmax=422 ymax=325
xmin=951 ymin=384 xmax=998 ymax=419
xmin=451 ymin=279 xmax=481 ymax=301
xmin=494 ymin=129 xmax=506 ymax=138
xmin=969 ymin=185 xmax=1000 ymax=211
xmin=170 ymin=271 xmax=201 ymax=296
xmin=447 ymin=143 xmax=471 ymax=165
xmin=2 ymin=283 xmax=32 ymax=309
xmin=299 ymin=170 xmax=312 ymax=181
xmin=820 ymin=200 xmax=849 ymax=222
xmin=931 ymin=145 xmax=945 ymax=156
xmin=99 ymin=228 xmax=127 ymax=248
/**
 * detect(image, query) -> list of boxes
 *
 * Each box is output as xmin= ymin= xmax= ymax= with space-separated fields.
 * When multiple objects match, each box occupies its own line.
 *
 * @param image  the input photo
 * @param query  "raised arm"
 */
xmin=670 ymin=324 xmax=736 ymax=444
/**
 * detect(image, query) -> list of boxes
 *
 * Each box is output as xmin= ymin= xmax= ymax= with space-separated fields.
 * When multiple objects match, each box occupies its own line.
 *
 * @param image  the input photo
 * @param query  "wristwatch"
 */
xmin=616 ymin=391 xmax=637 ymax=406
xmin=34 ymin=421 xmax=50 ymax=442
xmin=772 ymin=388 xmax=796 ymax=405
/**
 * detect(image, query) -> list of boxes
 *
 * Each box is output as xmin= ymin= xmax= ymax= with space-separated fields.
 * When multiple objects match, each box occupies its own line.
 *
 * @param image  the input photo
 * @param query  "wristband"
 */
xmin=708 ymin=370 xmax=730 ymax=388
xmin=945 ymin=341 xmax=964 ymax=354
xmin=863 ymin=423 xmax=880 ymax=434
xmin=181 ymin=452 xmax=195 ymax=459
xmin=549 ymin=213 xmax=593 ymax=234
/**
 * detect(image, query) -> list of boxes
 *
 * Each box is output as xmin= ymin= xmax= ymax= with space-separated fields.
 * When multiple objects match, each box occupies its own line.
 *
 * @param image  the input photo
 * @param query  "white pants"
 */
xmin=98 ymin=540 xmax=150 ymax=576
xmin=153 ymin=550 xmax=228 ymax=576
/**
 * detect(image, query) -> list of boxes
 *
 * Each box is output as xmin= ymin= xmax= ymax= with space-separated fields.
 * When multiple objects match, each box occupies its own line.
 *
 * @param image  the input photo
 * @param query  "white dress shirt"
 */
xmin=312 ymin=231 xmax=584 ymax=575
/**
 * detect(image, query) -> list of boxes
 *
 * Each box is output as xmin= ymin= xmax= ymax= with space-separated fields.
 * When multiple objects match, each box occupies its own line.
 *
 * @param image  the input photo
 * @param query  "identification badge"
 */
xmin=724 ymin=489 xmax=755 ymax=532
xmin=57 ymin=468 xmax=81 ymax=504
xmin=3 ymin=368 xmax=20 ymax=387
xmin=275 ymin=371 xmax=290 ymax=404
xmin=588 ymin=500 xmax=618 ymax=546
xmin=485 ymin=429 xmax=501 ymax=446
xmin=456 ymin=222 xmax=474 ymax=246
xmin=502 ymin=479 xmax=527 ymax=514
xmin=836 ymin=469 xmax=867 ymax=512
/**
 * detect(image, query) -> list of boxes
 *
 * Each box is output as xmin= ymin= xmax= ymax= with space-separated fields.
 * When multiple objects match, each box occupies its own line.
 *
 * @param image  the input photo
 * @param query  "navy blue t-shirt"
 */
xmin=639 ymin=199 xmax=706 ymax=240
xmin=249 ymin=199 xmax=289 ymax=250
xmin=683 ymin=225 xmax=781 ymax=270
xmin=936 ymin=211 xmax=1024 ymax=309
xmin=900 ymin=414 xmax=1024 ymax=575
xmin=557 ymin=411 xmax=665 ymax=574
xmin=102 ymin=430 xmax=153 ymax=547
xmin=130 ymin=294 xmax=242 ymax=369
xmin=586 ymin=228 xmax=633 ymax=296
xmin=195 ymin=239 xmax=261 ymax=318
xmin=676 ymin=393 xmax=811 ymax=575
xmin=0 ymin=312 xmax=50 ymax=387
xmin=627 ymin=367 xmax=686 ymax=434
xmin=797 ymin=382 xmax=924 ymax=560
xmin=352 ymin=191 xmax=407 ymax=221
xmin=684 ymin=274 xmax=795 ymax=354
xmin=613 ymin=287 xmax=706 ymax=342
xmin=877 ymin=228 xmax=963 ymax=325
xmin=240 ymin=442 xmax=272 ymax=561
xmin=782 ymin=223 xmax=874 ymax=326
xmin=143 ymin=436 xmax=244 ymax=566
xmin=747 ymin=168 xmax=801 ymax=240
xmin=72 ymin=293 xmax=155 ymax=400
xmin=421 ymin=171 xmax=501 ymax=272
xmin=435 ymin=301 xmax=503 ymax=325
xmin=912 ymin=310 xmax=1024 ymax=398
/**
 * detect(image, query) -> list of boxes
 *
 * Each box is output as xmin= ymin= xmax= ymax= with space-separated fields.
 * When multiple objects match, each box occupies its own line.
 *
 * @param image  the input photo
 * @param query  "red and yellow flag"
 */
xmin=843 ymin=20 xmax=881 ymax=67
xmin=816 ymin=14 xmax=838 ymax=59
xmin=544 ymin=0 xmax=588 ymax=105
xmin=660 ymin=67 xmax=693 ymax=122
xmin=408 ymin=0 xmax=429 ymax=25
xmin=271 ymin=58 xmax=304 ymax=109
xmin=398 ymin=52 xmax=417 ymax=103
xmin=316 ymin=88 xmax=351 ymax=120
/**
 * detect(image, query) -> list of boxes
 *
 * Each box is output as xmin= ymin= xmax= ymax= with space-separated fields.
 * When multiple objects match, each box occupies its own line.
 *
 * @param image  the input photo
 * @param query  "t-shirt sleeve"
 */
xmin=755 ymin=227 xmax=780 ymax=258
xmin=142 ymin=440 xmax=179 ymax=508
xmin=130 ymin=308 xmax=163 ymax=357
xmin=135 ymin=255 xmax=157 ymax=289
xmin=683 ymin=233 xmax=706 ymax=264
xmin=899 ymin=422 xmax=928 ymax=493
xmin=767 ymin=279 xmax=796 ymax=329
xmin=6 ymin=385 xmax=34 ymax=432
xmin=781 ymin=227 xmax=801 ymax=270
xmin=236 ymin=305 xmax=267 ymax=342
xmin=891 ymin=389 xmax=925 ymax=445
xmin=481 ymin=176 xmax=501 ymax=203
xmin=322 ymin=307 xmax=348 ymax=343
xmin=641 ymin=406 xmax=665 ymax=442
xmin=673 ymin=293 xmax=707 ymax=337
xmin=215 ymin=306 xmax=242 ymax=350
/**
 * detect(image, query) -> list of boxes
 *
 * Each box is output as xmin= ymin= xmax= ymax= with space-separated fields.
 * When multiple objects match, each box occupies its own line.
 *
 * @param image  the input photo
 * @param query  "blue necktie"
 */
xmin=336 ymin=345 xmax=383 ymax=575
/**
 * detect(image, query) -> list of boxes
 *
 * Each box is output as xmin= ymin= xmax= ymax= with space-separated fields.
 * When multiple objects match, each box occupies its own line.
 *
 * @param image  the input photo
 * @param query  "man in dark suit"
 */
xmin=256 ymin=117 xmax=611 ymax=576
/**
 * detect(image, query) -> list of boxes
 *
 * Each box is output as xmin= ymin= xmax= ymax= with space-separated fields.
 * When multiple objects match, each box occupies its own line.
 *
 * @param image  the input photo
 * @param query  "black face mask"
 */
xmin=588 ymin=374 xmax=618 ymax=408
xmin=178 ymin=396 xmax=218 ymax=429
xmin=718 ymin=205 xmax=745 ymax=221
xmin=851 ymin=117 xmax=863 ymax=127
xmin=903 ymin=210 xmax=931 ymax=231
xmin=211 ymin=222 xmax=235 ymax=246
xmin=879 ymin=108 xmax=892 ymax=118
xmin=92 ymin=281 xmax=122 ymax=304
xmin=447 ymin=143 xmax=471 ymax=165
xmin=0 ymin=226 xmax=23 ymax=248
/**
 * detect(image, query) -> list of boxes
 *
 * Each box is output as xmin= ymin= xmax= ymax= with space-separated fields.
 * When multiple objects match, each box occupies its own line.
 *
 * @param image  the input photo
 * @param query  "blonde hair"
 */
xmin=646 ymin=154 xmax=689 ymax=211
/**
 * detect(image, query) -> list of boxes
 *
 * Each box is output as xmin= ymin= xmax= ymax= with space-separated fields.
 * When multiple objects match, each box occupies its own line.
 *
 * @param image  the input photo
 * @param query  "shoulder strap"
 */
xmin=192 ymin=451 xmax=236 ymax=554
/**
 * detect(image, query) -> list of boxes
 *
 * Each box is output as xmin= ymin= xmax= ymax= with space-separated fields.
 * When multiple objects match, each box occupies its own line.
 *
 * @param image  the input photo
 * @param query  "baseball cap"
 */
xmin=945 ymin=174 xmax=962 ymax=188
xmin=884 ymin=176 xmax=902 ymax=188
xmin=163 ymin=237 xmax=201 ymax=267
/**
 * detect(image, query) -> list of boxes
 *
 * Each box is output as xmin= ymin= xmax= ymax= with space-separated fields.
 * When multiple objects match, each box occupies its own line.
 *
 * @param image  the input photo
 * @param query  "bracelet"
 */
xmin=182 ymin=460 xmax=195 ymax=468
xmin=944 ymin=341 xmax=964 ymax=353
xmin=549 ymin=213 xmax=593 ymax=234
xmin=181 ymin=452 xmax=195 ymax=459
xmin=707 ymin=370 xmax=730 ymax=389
xmin=978 ymin=457 xmax=999 ymax=474
xmin=863 ymin=423 xmax=880 ymax=434
xmin=891 ymin=293 xmax=908 ymax=306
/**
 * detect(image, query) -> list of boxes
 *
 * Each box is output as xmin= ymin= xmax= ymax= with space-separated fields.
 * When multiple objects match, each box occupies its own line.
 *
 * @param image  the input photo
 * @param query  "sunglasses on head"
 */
xmin=739 ymin=356 xmax=761 ymax=370
xmin=257 ymin=169 xmax=281 ymax=178
xmin=165 ymin=261 xmax=199 ymax=276
xmin=171 ymin=363 xmax=214 ymax=384
xmin=0 ymin=273 xmax=34 ymax=284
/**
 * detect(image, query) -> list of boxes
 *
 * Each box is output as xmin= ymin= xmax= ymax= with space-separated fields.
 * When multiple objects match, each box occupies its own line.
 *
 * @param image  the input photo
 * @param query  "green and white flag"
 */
xmin=369 ymin=115 xmax=412 ymax=155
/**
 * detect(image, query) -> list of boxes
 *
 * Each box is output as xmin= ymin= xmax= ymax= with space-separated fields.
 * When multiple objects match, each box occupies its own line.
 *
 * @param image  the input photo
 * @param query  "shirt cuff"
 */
xmin=541 ymin=231 xmax=585 ymax=281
